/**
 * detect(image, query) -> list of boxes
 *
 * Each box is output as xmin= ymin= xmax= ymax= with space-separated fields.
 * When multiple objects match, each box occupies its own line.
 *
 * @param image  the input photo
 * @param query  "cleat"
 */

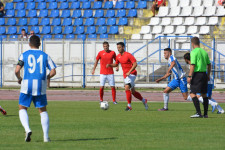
xmin=0 ymin=106 xmax=7 ymax=115
xmin=143 ymin=99 xmax=148 ymax=110
xmin=217 ymin=110 xmax=224 ymax=114
xmin=44 ymin=137 xmax=51 ymax=142
xmin=99 ymin=101 xmax=103 ymax=104
xmin=158 ymin=108 xmax=168 ymax=111
xmin=125 ymin=106 xmax=132 ymax=111
xmin=203 ymin=115 xmax=208 ymax=118
xmin=25 ymin=131 xmax=32 ymax=142
xmin=190 ymin=113 xmax=203 ymax=118
xmin=113 ymin=101 xmax=118 ymax=104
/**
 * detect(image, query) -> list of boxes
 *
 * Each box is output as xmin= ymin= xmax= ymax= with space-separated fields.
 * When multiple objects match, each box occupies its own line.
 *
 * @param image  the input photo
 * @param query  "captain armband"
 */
xmin=17 ymin=60 xmax=24 ymax=67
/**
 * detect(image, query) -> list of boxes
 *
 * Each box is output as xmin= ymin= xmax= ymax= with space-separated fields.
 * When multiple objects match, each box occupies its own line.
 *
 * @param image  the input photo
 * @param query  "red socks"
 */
xmin=111 ymin=87 xmax=116 ymax=102
xmin=125 ymin=90 xmax=132 ymax=104
xmin=100 ymin=88 xmax=104 ymax=101
xmin=133 ymin=91 xmax=143 ymax=101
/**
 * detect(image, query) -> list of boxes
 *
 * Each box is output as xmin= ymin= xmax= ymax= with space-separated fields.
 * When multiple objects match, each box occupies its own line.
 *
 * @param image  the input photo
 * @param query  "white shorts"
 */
xmin=124 ymin=74 xmax=136 ymax=89
xmin=100 ymin=74 xmax=115 ymax=87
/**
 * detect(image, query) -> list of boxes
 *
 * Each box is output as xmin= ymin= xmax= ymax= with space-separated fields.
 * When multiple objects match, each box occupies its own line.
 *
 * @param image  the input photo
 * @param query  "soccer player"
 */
xmin=92 ymin=41 xmax=118 ymax=104
xmin=15 ymin=35 xmax=56 ymax=142
xmin=184 ymin=53 xmax=224 ymax=114
xmin=106 ymin=42 xmax=148 ymax=111
xmin=0 ymin=106 xmax=7 ymax=115
xmin=151 ymin=0 xmax=166 ymax=17
xmin=155 ymin=48 xmax=188 ymax=111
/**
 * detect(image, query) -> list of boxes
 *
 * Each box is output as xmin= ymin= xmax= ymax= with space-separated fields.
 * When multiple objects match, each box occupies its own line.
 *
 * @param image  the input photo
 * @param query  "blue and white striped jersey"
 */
xmin=168 ymin=55 xmax=185 ymax=80
xmin=18 ymin=49 xmax=56 ymax=96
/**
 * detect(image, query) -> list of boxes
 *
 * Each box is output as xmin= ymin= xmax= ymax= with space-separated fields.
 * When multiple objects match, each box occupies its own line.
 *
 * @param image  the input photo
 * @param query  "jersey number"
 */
xmin=28 ymin=55 xmax=43 ymax=74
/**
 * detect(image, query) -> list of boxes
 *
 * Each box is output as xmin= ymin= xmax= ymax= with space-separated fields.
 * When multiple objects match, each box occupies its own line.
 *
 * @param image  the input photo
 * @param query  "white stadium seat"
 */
xmin=163 ymin=26 xmax=174 ymax=34
xmin=195 ymin=17 xmax=207 ymax=25
xmin=168 ymin=0 xmax=179 ymax=7
xmin=131 ymin=34 xmax=141 ymax=40
xmin=176 ymin=35 xmax=188 ymax=42
xmin=191 ymin=0 xmax=202 ymax=7
xmin=207 ymin=17 xmax=219 ymax=25
xmin=143 ymin=34 xmax=153 ymax=40
xmin=168 ymin=7 xmax=181 ymax=17
xmin=216 ymin=6 xmax=225 ymax=16
xmin=191 ymin=34 xmax=200 ymax=38
xmin=187 ymin=26 xmax=198 ymax=34
xmin=179 ymin=0 xmax=190 ymax=7
xmin=160 ymin=17 xmax=172 ymax=25
xmin=183 ymin=17 xmax=195 ymax=25
xmin=204 ymin=6 xmax=217 ymax=16
xmin=199 ymin=26 xmax=210 ymax=34
xmin=191 ymin=6 xmax=204 ymax=16
xmin=148 ymin=17 xmax=161 ymax=26
xmin=179 ymin=6 xmax=193 ymax=16
xmin=181 ymin=43 xmax=191 ymax=50
xmin=175 ymin=26 xmax=186 ymax=34
xmin=166 ymin=34 xmax=176 ymax=40
xmin=156 ymin=7 xmax=169 ymax=17
xmin=140 ymin=26 xmax=151 ymax=34
xmin=152 ymin=26 xmax=163 ymax=34
xmin=203 ymin=0 xmax=214 ymax=7
xmin=171 ymin=17 xmax=183 ymax=25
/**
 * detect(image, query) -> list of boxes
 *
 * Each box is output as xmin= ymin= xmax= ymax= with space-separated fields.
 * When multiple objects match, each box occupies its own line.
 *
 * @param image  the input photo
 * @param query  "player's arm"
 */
xmin=126 ymin=62 xmax=137 ymax=76
xmin=92 ymin=59 xmax=99 ymax=75
xmin=155 ymin=72 xmax=171 ymax=83
xmin=15 ymin=64 xmax=23 ymax=84
xmin=47 ymin=68 xmax=56 ymax=88
xmin=106 ymin=63 xmax=118 ymax=68
xmin=166 ymin=61 xmax=175 ymax=74
xmin=113 ymin=56 xmax=119 ymax=71
xmin=207 ymin=64 xmax=211 ymax=81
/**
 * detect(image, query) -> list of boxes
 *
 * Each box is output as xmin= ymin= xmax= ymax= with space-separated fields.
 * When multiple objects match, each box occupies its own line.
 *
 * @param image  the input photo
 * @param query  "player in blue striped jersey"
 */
xmin=156 ymin=48 xmax=188 ymax=111
xmin=15 ymin=35 xmax=56 ymax=142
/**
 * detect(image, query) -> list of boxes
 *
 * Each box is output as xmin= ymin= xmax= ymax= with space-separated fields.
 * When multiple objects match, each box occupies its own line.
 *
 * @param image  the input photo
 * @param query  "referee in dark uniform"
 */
xmin=187 ymin=37 xmax=211 ymax=118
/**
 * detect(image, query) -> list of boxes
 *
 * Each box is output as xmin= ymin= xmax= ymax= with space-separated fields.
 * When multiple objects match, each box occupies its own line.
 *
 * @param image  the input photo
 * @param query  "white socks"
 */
xmin=163 ymin=93 xmax=169 ymax=109
xmin=19 ymin=109 xmax=31 ymax=133
xmin=187 ymin=95 xmax=192 ymax=102
xmin=128 ymin=103 xmax=132 ymax=108
xmin=40 ymin=111 xmax=49 ymax=140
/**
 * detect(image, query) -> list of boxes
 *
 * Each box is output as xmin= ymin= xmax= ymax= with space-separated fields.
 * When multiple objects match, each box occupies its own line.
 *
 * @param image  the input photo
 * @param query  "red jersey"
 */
xmin=156 ymin=0 xmax=166 ymax=5
xmin=115 ymin=52 xmax=137 ymax=78
xmin=96 ymin=50 xmax=116 ymax=75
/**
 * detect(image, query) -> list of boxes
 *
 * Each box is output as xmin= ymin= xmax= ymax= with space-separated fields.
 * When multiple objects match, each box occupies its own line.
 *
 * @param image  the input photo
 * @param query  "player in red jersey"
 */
xmin=92 ymin=41 xmax=118 ymax=104
xmin=151 ymin=0 xmax=166 ymax=17
xmin=107 ymin=42 xmax=148 ymax=111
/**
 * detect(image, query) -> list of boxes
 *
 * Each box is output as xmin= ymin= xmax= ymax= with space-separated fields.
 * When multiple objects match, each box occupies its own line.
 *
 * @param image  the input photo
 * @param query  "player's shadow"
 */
xmin=53 ymin=137 xmax=118 ymax=142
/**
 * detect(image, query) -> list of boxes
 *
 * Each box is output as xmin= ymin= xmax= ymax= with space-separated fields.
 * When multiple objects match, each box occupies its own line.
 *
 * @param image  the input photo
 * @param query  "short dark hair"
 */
xmin=103 ymin=41 xmax=109 ymax=46
xmin=191 ymin=37 xmax=200 ymax=45
xmin=21 ymin=29 xmax=25 ymax=32
xmin=164 ymin=48 xmax=172 ymax=53
xmin=117 ymin=42 xmax=125 ymax=47
xmin=184 ymin=53 xmax=190 ymax=61
xmin=29 ymin=35 xmax=41 ymax=48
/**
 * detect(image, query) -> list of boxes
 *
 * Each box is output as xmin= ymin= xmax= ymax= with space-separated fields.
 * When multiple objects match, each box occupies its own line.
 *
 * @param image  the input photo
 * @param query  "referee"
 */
xmin=187 ymin=37 xmax=211 ymax=118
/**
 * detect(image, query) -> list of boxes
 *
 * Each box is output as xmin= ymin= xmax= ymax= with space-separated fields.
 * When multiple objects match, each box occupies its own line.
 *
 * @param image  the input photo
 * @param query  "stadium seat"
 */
xmin=94 ymin=10 xmax=104 ymax=18
xmin=107 ymin=18 xmax=116 ymax=26
xmin=93 ymin=1 xmax=102 ymax=9
xmin=148 ymin=17 xmax=160 ymax=25
xmin=152 ymin=26 xmax=163 ymax=34
xmin=59 ymin=2 xmax=69 ymax=9
xmin=82 ymin=1 xmax=91 ymax=9
xmin=63 ymin=26 xmax=74 ymax=34
xmin=204 ymin=6 xmax=217 ymax=16
xmin=88 ymin=34 xmax=97 ymax=39
xmin=24 ymin=0 xmax=34 ymax=2
xmin=0 ymin=27 xmax=6 ymax=34
xmin=84 ymin=18 xmax=94 ymax=26
xmin=216 ymin=6 xmax=225 ymax=16
xmin=77 ymin=34 xmax=86 ymax=40
xmin=52 ymin=26 xmax=62 ymax=34
xmin=7 ymin=26 xmax=17 ymax=34
xmin=180 ymin=6 xmax=192 ymax=16
xmin=191 ymin=6 xmax=204 ymax=16
xmin=0 ymin=35 xmax=7 ymax=40
xmin=137 ymin=1 xmax=147 ymax=9
xmin=175 ymin=26 xmax=186 ymax=34
xmin=74 ymin=18 xmax=83 ymax=26
xmin=18 ymin=26 xmax=28 ymax=34
xmin=160 ymin=17 xmax=171 ymax=26
xmin=54 ymin=34 xmax=63 ymax=39
xmin=47 ymin=0 xmax=56 ymax=2
xmin=127 ymin=9 xmax=137 ymax=17
xmin=31 ymin=26 xmax=40 ymax=34
xmin=74 ymin=26 xmax=85 ymax=34
xmin=66 ymin=34 xmax=75 ymax=39
xmin=9 ymin=35 xmax=18 ymax=41
xmin=125 ymin=1 xmax=135 ymax=9
xmin=27 ymin=10 xmax=37 ymax=17
xmin=28 ymin=18 xmax=39 ymax=26
xmin=96 ymin=18 xmax=106 ymax=26
xmin=48 ymin=2 xmax=58 ymax=9
xmin=203 ymin=0 xmax=214 ymax=7
xmin=6 ymin=18 xmax=16 ymax=26
xmin=164 ymin=26 xmax=174 ymax=34
xmin=115 ymin=1 xmax=124 ymax=9
xmin=156 ymin=7 xmax=169 ymax=17
xmin=68 ymin=0 xmax=77 ymax=1
xmin=179 ymin=0 xmax=190 ymax=7
xmin=43 ymin=35 xmax=52 ymax=40
xmin=37 ymin=2 xmax=46 ymax=9
xmin=105 ymin=10 xmax=115 ymax=18
xmin=199 ymin=26 xmax=210 ymax=34
xmin=97 ymin=26 xmax=107 ymax=34
xmin=13 ymin=0 xmax=22 ymax=2
xmin=131 ymin=34 xmax=141 ymax=40
xmin=57 ymin=0 xmax=66 ymax=2
xmin=191 ymin=0 xmax=202 ymax=7
xmin=15 ymin=2 xmax=25 ymax=10
xmin=108 ymin=26 xmax=118 ymax=34
xmin=16 ymin=10 xmax=26 ymax=17
xmin=168 ymin=7 xmax=181 ymax=17
xmin=100 ymin=34 xmax=108 ymax=39
xmin=6 ymin=10 xmax=15 ymax=17
xmin=118 ymin=18 xmax=128 ymax=26
xmin=39 ymin=9 xmax=48 ymax=17
xmin=70 ymin=2 xmax=80 ymax=9
xmin=183 ymin=17 xmax=195 ymax=25
xmin=26 ymin=2 xmax=36 ymax=10
xmin=116 ymin=9 xmax=126 ymax=17
xmin=171 ymin=17 xmax=183 ymax=25
xmin=18 ymin=18 xmax=27 ymax=26
xmin=35 ymin=0 xmax=44 ymax=2
xmin=41 ymin=26 xmax=51 ymax=34
xmin=195 ymin=17 xmax=206 ymax=25
xmin=72 ymin=10 xmax=82 ymax=18
xmin=5 ymin=3 xmax=14 ymax=10
xmin=143 ymin=34 xmax=153 ymax=40
xmin=83 ymin=10 xmax=93 ymax=18
xmin=86 ymin=26 xmax=96 ymax=34
xmin=61 ymin=10 xmax=71 ymax=18
xmin=187 ymin=26 xmax=198 ymax=34
xmin=50 ymin=10 xmax=59 ymax=18
xmin=168 ymin=0 xmax=178 ymax=7
xmin=207 ymin=17 xmax=219 ymax=25
xmin=140 ymin=26 xmax=151 ymax=34
xmin=40 ymin=18 xmax=50 ymax=26
xmin=0 ymin=18 xmax=5 ymax=26
xmin=103 ymin=1 xmax=113 ymax=9
xmin=51 ymin=18 xmax=61 ymax=26
xmin=62 ymin=18 xmax=72 ymax=26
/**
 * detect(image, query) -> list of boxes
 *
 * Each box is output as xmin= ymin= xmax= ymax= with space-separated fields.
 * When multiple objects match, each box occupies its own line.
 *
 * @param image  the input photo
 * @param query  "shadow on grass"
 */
xmin=4 ymin=115 xmax=17 ymax=117
xmin=52 ymin=137 xmax=118 ymax=142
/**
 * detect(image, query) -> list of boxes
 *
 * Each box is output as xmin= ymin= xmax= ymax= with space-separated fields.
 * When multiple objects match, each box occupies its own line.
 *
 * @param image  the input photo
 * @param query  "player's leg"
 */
xmin=100 ymin=75 xmax=107 ymax=102
xmin=0 ymin=105 xmax=7 ymax=115
xmin=125 ymin=84 xmax=132 ymax=111
xmin=180 ymin=77 xmax=188 ymax=101
xmin=131 ymin=87 xmax=148 ymax=110
xmin=107 ymin=74 xmax=117 ymax=104
xmin=151 ymin=3 xmax=156 ymax=16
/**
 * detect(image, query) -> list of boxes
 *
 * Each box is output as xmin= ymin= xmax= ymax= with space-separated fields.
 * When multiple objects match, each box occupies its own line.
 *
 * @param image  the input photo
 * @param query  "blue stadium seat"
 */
xmin=70 ymin=2 xmax=80 ymax=9
xmin=31 ymin=26 xmax=40 ymax=34
xmin=47 ymin=0 xmax=56 ymax=2
xmin=68 ymin=0 xmax=77 ymax=2
xmin=39 ymin=9 xmax=48 ymax=17
xmin=94 ymin=10 xmax=104 ymax=18
xmin=92 ymin=1 xmax=102 ymax=9
xmin=43 ymin=35 xmax=52 ymax=40
xmin=83 ymin=10 xmax=93 ymax=18
xmin=13 ymin=0 xmax=22 ymax=3
xmin=107 ymin=18 xmax=116 ymax=26
xmin=137 ymin=1 xmax=147 ymax=9
xmin=125 ymin=1 xmax=135 ymax=9
xmin=116 ymin=9 xmax=126 ymax=17
xmin=79 ymin=0 xmax=88 ymax=1
xmin=24 ymin=0 xmax=34 ymax=2
xmin=88 ymin=34 xmax=97 ymax=39
xmin=61 ymin=10 xmax=71 ymax=18
xmin=97 ymin=26 xmax=107 ymax=34
xmin=0 ymin=27 xmax=6 ymax=34
xmin=74 ymin=18 xmax=83 ymax=26
xmin=18 ymin=26 xmax=28 ymax=34
xmin=72 ymin=10 xmax=81 ymax=18
xmin=62 ymin=18 xmax=72 ymax=26
xmin=5 ymin=3 xmax=14 ymax=10
xmin=84 ymin=18 xmax=94 ymax=26
xmin=18 ymin=18 xmax=27 ymax=26
xmin=26 ymin=2 xmax=36 ymax=10
xmin=6 ymin=10 xmax=15 ymax=17
xmin=127 ymin=9 xmax=137 ymax=17
xmin=37 ymin=2 xmax=46 ymax=9
xmin=6 ymin=18 xmax=16 ymax=26
xmin=50 ymin=10 xmax=59 ymax=17
xmin=35 ymin=0 xmax=44 ymax=2
xmin=28 ymin=10 xmax=37 ymax=17
xmin=115 ymin=1 xmax=124 ymax=9
xmin=105 ymin=10 xmax=115 ymax=18
xmin=103 ymin=1 xmax=113 ymax=9
xmin=28 ymin=18 xmax=39 ymax=26
xmin=96 ymin=18 xmax=105 ymax=26
xmin=41 ymin=26 xmax=51 ymax=34
xmin=7 ymin=26 xmax=17 ymax=34
xmin=63 ymin=26 xmax=73 ymax=34
xmin=51 ymin=18 xmax=61 ymax=26
xmin=9 ymin=35 xmax=18 ymax=41
xmin=52 ymin=26 xmax=62 ymax=34
xmin=74 ymin=26 xmax=84 ymax=34
xmin=16 ymin=10 xmax=26 ymax=17
xmin=48 ymin=2 xmax=58 ymax=9
xmin=100 ymin=34 xmax=108 ymax=39
xmin=57 ymin=0 xmax=66 ymax=2
xmin=40 ymin=18 xmax=50 ymax=26
xmin=86 ymin=26 xmax=96 ymax=34
xmin=0 ymin=18 xmax=5 ymax=26
xmin=77 ymin=34 xmax=86 ymax=40
xmin=108 ymin=26 xmax=118 ymax=34
xmin=59 ymin=2 xmax=69 ymax=9
xmin=118 ymin=18 xmax=128 ymax=25
xmin=66 ymin=34 xmax=75 ymax=39
xmin=54 ymin=34 xmax=63 ymax=39
xmin=82 ymin=1 xmax=91 ymax=9
xmin=0 ymin=35 xmax=7 ymax=40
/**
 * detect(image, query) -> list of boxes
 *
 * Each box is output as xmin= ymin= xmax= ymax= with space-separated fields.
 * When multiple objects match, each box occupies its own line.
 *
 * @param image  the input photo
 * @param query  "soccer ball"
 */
xmin=100 ymin=101 xmax=109 ymax=110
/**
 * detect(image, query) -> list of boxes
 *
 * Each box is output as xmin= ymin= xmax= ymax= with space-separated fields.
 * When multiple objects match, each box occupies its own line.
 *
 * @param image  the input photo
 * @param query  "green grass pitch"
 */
xmin=0 ymin=101 xmax=225 ymax=150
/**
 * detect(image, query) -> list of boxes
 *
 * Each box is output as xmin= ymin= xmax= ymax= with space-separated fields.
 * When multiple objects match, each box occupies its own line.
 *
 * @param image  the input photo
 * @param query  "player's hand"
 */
xmin=116 ymin=67 xmax=119 ymax=72
xmin=126 ymin=72 xmax=130 ymax=76
xmin=18 ymin=78 xmax=22 ymax=84
xmin=92 ymin=70 xmax=95 ymax=75
xmin=155 ymin=79 xmax=160 ymax=83
xmin=187 ymin=77 xmax=191 ymax=84
xmin=207 ymin=75 xmax=210 ymax=81
xmin=106 ymin=64 xmax=110 ymax=68
xmin=47 ymin=78 xmax=50 ymax=88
